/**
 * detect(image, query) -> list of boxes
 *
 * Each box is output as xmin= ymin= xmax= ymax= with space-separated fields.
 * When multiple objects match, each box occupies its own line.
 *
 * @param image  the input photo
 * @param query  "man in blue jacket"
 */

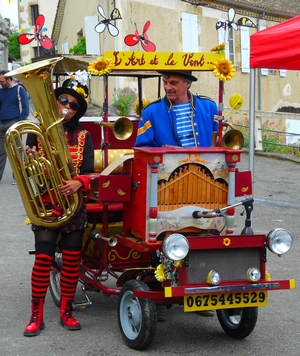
xmin=135 ymin=71 xmax=218 ymax=148
xmin=0 ymin=70 xmax=29 ymax=183
xmin=135 ymin=71 xmax=216 ymax=319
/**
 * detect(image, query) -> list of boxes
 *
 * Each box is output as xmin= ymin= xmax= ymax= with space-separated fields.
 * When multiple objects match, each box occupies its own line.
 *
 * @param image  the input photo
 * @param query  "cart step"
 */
xmin=72 ymin=286 xmax=92 ymax=310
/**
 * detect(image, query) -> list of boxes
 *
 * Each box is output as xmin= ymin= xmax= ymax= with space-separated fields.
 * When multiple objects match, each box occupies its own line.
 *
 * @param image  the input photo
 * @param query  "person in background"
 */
xmin=135 ymin=71 xmax=217 ymax=319
xmin=0 ymin=70 xmax=29 ymax=184
xmin=135 ymin=71 xmax=218 ymax=148
xmin=23 ymin=81 xmax=94 ymax=337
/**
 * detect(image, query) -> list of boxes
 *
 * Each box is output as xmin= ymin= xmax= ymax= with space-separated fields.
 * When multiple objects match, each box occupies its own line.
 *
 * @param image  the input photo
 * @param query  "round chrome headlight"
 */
xmin=207 ymin=270 xmax=221 ymax=285
xmin=266 ymin=229 xmax=293 ymax=255
xmin=247 ymin=267 xmax=261 ymax=282
xmin=162 ymin=233 xmax=189 ymax=261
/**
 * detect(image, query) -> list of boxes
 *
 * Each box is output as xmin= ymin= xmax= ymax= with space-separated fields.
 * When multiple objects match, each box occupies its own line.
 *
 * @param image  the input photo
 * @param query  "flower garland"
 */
xmin=88 ymin=56 xmax=114 ymax=76
xmin=154 ymin=251 xmax=183 ymax=286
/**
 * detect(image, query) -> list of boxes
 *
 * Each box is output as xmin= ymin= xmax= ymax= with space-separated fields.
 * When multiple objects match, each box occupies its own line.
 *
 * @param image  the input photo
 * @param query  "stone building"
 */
xmin=14 ymin=0 xmax=300 ymax=141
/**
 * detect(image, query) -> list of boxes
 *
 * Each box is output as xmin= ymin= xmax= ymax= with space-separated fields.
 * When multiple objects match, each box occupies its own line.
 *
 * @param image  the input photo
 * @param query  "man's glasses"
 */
xmin=58 ymin=95 xmax=80 ymax=111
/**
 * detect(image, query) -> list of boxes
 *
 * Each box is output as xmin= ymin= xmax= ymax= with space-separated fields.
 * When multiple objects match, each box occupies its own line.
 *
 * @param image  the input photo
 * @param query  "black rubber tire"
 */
xmin=217 ymin=307 xmax=258 ymax=339
xmin=49 ymin=252 xmax=62 ymax=307
xmin=118 ymin=280 xmax=157 ymax=350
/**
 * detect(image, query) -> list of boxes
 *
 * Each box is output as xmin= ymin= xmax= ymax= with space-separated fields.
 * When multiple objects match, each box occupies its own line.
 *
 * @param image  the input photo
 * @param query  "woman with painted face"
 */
xmin=24 ymin=81 xmax=94 ymax=337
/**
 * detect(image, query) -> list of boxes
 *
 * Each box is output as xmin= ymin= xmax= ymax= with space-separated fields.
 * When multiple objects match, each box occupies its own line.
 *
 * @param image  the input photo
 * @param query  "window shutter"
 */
xmin=279 ymin=70 xmax=287 ymax=77
xmin=85 ymin=16 xmax=100 ymax=55
xmin=62 ymin=42 xmax=69 ymax=54
xmin=182 ymin=12 xmax=198 ymax=52
xmin=240 ymin=27 xmax=250 ymax=73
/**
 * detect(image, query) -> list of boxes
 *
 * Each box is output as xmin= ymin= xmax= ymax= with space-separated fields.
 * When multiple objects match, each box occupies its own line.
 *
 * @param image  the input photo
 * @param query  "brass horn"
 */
xmin=95 ymin=117 xmax=133 ymax=140
xmin=221 ymin=94 xmax=244 ymax=149
xmin=4 ymin=57 xmax=82 ymax=228
xmin=90 ymin=230 xmax=117 ymax=246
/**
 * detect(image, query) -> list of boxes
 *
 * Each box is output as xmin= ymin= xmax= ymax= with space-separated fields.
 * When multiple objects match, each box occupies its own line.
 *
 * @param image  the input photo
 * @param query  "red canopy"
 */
xmin=250 ymin=15 xmax=300 ymax=70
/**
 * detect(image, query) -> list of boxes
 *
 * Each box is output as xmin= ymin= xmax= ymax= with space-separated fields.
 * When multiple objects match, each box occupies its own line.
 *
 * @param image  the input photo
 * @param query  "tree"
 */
xmin=69 ymin=37 xmax=86 ymax=54
xmin=8 ymin=32 xmax=20 ymax=60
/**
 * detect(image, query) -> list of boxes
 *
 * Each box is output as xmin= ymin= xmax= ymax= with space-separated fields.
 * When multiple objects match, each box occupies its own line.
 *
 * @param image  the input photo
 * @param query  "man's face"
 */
xmin=0 ymin=75 xmax=10 ymax=88
xmin=162 ymin=74 xmax=191 ymax=104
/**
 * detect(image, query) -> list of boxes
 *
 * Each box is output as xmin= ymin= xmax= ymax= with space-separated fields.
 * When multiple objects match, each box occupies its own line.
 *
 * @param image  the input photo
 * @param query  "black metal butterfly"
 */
xmin=94 ymin=5 xmax=122 ymax=37
xmin=216 ymin=8 xmax=256 ymax=30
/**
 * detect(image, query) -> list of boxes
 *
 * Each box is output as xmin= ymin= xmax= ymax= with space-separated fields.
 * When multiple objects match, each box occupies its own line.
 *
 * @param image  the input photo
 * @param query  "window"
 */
xmin=217 ymin=21 xmax=235 ymax=64
xmin=30 ymin=5 xmax=39 ymax=26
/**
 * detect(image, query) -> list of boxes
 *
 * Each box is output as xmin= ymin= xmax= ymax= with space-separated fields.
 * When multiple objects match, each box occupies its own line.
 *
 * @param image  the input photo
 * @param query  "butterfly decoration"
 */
xmin=18 ymin=14 xmax=53 ymax=50
xmin=94 ymin=5 xmax=122 ymax=37
xmin=124 ymin=21 xmax=156 ymax=52
xmin=216 ymin=8 xmax=256 ymax=30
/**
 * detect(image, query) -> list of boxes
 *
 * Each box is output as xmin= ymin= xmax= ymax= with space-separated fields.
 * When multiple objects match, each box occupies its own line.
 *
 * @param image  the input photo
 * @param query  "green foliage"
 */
xmin=69 ymin=36 xmax=86 ymax=54
xmin=231 ymin=117 xmax=300 ymax=157
xmin=112 ymin=87 xmax=137 ymax=116
xmin=8 ymin=32 xmax=20 ymax=60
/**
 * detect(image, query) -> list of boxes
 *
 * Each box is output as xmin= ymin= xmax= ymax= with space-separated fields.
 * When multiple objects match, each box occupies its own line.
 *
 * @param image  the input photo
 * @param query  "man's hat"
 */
xmin=159 ymin=71 xmax=198 ymax=82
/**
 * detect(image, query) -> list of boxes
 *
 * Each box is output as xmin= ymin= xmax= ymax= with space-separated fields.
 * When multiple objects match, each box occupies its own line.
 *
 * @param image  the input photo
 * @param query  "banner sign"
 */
xmin=103 ymin=51 xmax=225 ymax=71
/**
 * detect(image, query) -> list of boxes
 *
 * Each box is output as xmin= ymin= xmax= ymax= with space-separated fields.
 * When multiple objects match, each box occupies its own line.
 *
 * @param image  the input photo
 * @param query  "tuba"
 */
xmin=4 ymin=57 xmax=82 ymax=228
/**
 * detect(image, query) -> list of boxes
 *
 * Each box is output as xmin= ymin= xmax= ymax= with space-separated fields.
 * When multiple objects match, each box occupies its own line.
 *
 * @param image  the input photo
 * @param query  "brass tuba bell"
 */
xmin=4 ymin=57 xmax=82 ymax=228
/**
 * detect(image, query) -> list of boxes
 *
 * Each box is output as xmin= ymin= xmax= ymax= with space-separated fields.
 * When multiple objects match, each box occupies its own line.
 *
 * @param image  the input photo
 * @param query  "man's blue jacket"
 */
xmin=135 ymin=92 xmax=218 ymax=147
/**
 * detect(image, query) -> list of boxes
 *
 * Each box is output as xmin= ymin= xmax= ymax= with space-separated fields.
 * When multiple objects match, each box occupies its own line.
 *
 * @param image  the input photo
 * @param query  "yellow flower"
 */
xmin=154 ymin=264 xmax=167 ymax=282
xmin=24 ymin=218 xmax=31 ymax=225
xmin=265 ymin=271 xmax=271 ymax=281
xmin=211 ymin=42 xmax=226 ymax=53
xmin=212 ymin=59 xmax=235 ymax=82
xmin=133 ymin=98 xmax=151 ymax=115
xmin=88 ymin=57 xmax=114 ymax=76
xmin=223 ymin=237 xmax=231 ymax=247
xmin=76 ymin=87 xmax=89 ymax=103
xmin=173 ymin=260 xmax=183 ymax=268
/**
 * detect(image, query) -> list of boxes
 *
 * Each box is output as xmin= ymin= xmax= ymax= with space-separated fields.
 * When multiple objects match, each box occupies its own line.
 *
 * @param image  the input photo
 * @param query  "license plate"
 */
xmin=184 ymin=291 xmax=268 ymax=312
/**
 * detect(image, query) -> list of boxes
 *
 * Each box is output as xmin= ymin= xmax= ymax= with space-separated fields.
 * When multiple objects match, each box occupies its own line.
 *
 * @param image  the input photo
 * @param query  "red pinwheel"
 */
xmin=18 ymin=14 xmax=53 ymax=50
xmin=124 ymin=21 xmax=156 ymax=52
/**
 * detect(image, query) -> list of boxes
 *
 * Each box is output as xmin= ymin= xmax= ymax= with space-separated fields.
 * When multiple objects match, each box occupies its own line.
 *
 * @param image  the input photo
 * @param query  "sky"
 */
xmin=0 ymin=0 xmax=19 ymax=26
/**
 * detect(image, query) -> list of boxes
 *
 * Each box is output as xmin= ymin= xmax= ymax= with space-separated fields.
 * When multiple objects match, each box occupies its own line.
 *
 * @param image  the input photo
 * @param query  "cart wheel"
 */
xmin=49 ymin=252 xmax=62 ymax=307
xmin=217 ymin=307 xmax=258 ymax=339
xmin=118 ymin=280 xmax=157 ymax=350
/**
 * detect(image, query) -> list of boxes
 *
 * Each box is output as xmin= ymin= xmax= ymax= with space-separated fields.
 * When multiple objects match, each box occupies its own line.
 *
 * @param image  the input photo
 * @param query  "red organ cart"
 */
xmin=48 ymin=51 xmax=295 ymax=350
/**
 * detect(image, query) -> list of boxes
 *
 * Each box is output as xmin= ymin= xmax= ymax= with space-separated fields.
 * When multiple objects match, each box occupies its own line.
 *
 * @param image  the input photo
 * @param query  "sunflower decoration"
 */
xmin=173 ymin=260 xmax=184 ymax=268
xmin=211 ymin=42 xmax=226 ymax=53
xmin=154 ymin=264 xmax=167 ymax=282
xmin=24 ymin=217 xmax=31 ymax=225
xmin=88 ymin=56 xmax=114 ymax=76
xmin=133 ymin=98 xmax=151 ymax=115
xmin=212 ymin=58 xmax=235 ymax=82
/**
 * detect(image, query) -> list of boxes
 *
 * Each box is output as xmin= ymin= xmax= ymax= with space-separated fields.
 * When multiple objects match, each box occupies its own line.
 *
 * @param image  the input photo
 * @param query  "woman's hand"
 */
xmin=61 ymin=178 xmax=83 ymax=196
xmin=25 ymin=145 xmax=37 ymax=155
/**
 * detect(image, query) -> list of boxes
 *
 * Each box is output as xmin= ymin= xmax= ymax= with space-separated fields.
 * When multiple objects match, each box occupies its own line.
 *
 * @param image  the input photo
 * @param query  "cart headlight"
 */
xmin=162 ymin=233 xmax=189 ymax=261
xmin=247 ymin=267 xmax=261 ymax=282
xmin=266 ymin=229 xmax=292 ymax=255
xmin=207 ymin=270 xmax=221 ymax=285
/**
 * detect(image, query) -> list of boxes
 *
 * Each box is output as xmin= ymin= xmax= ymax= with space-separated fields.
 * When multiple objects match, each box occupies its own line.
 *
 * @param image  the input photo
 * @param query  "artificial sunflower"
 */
xmin=88 ymin=57 xmax=114 ymax=76
xmin=212 ymin=59 xmax=235 ymax=82
xmin=154 ymin=264 xmax=167 ymax=282
xmin=173 ymin=260 xmax=184 ymax=268
xmin=24 ymin=217 xmax=31 ymax=225
xmin=133 ymin=98 xmax=151 ymax=115
xmin=76 ymin=87 xmax=89 ymax=103
xmin=211 ymin=42 xmax=226 ymax=53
